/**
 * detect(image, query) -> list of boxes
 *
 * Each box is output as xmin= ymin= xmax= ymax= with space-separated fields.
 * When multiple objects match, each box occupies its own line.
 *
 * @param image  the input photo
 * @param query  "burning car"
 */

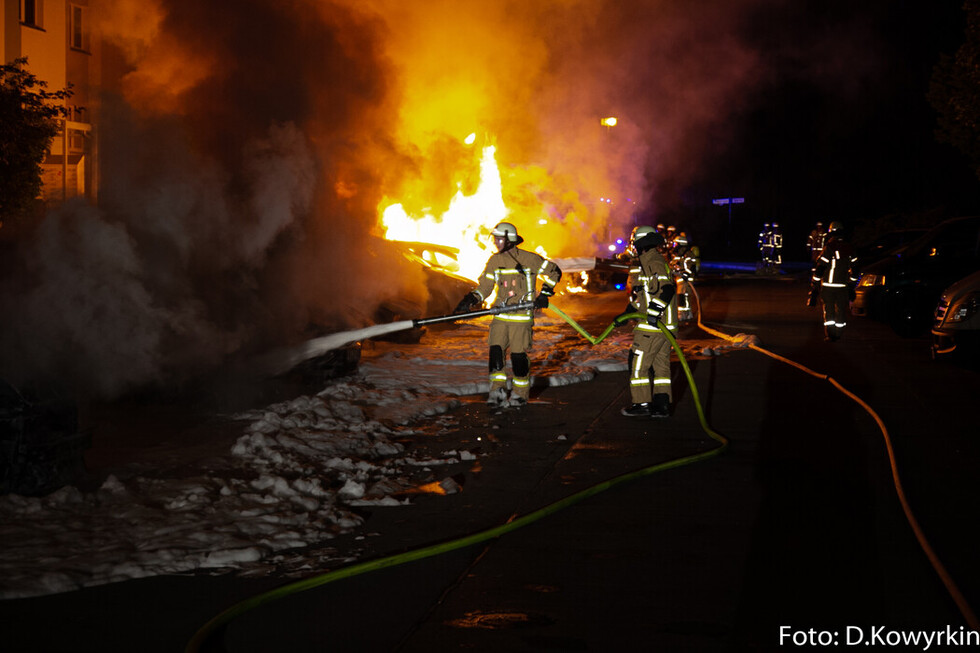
xmin=390 ymin=241 xmax=476 ymax=317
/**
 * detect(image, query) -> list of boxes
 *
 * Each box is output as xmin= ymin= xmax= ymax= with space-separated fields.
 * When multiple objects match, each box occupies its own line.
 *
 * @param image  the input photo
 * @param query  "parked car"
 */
xmin=854 ymin=228 xmax=928 ymax=268
xmin=852 ymin=216 xmax=980 ymax=337
xmin=931 ymin=270 xmax=980 ymax=363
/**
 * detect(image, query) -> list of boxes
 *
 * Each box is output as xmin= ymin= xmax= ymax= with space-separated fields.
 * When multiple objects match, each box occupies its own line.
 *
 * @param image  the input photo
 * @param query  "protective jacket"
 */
xmin=626 ymin=246 xmax=677 ymax=406
xmin=671 ymin=246 xmax=698 ymax=280
xmin=811 ymin=235 xmax=858 ymax=340
xmin=812 ymin=237 xmax=858 ymax=288
xmin=771 ymin=227 xmax=783 ymax=264
xmin=628 ymin=247 xmax=678 ymax=333
xmin=474 ymin=248 xmax=562 ymax=324
xmin=807 ymin=229 xmax=826 ymax=260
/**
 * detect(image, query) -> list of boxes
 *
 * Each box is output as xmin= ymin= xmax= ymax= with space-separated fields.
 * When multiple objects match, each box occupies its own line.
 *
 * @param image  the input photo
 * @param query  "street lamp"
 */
xmin=600 ymin=116 xmax=618 ymax=128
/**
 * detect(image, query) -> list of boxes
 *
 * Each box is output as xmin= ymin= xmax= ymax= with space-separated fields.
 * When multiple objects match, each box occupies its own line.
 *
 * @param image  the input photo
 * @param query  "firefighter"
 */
xmin=670 ymin=232 xmax=697 ymax=322
xmin=617 ymin=225 xmax=678 ymax=417
xmin=810 ymin=221 xmax=858 ymax=341
xmin=807 ymin=221 xmax=826 ymax=261
xmin=771 ymin=222 xmax=784 ymax=269
xmin=758 ymin=223 xmax=771 ymax=264
xmin=454 ymin=222 xmax=562 ymax=406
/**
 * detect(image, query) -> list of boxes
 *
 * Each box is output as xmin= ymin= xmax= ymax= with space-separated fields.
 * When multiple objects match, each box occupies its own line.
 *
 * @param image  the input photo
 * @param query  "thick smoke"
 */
xmin=0 ymin=0 xmax=883 ymax=398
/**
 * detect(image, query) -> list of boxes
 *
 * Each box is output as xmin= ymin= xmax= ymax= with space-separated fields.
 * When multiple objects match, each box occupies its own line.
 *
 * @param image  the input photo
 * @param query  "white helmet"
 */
xmin=492 ymin=221 xmax=520 ymax=242
xmin=491 ymin=221 xmax=523 ymax=251
xmin=629 ymin=225 xmax=664 ymax=256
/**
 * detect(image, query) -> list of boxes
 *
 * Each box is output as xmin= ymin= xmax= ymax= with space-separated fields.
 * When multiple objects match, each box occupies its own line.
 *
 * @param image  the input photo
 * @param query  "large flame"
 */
xmin=380 ymin=144 xmax=510 ymax=281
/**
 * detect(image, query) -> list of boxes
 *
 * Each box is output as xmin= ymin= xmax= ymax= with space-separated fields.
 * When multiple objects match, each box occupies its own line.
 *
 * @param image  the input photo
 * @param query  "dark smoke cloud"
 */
xmin=1 ymin=0 xmax=888 ymax=398
xmin=1 ymin=0 xmax=423 ymax=398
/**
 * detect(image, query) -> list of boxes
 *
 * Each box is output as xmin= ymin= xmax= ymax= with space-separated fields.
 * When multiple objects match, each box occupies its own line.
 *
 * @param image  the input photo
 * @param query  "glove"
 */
xmin=806 ymin=284 xmax=820 ymax=308
xmin=613 ymin=302 xmax=636 ymax=327
xmin=454 ymin=292 xmax=480 ymax=314
xmin=848 ymin=285 xmax=856 ymax=302
xmin=534 ymin=293 xmax=549 ymax=309
xmin=646 ymin=305 xmax=663 ymax=327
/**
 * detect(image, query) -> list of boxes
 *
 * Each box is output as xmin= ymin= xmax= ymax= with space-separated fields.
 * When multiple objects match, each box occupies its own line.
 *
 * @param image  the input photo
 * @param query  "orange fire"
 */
xmin=380 ymin=142 xmax=512 ymax=282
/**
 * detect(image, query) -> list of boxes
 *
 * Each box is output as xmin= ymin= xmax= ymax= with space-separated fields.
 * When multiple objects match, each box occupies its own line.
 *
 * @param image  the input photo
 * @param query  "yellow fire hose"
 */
xmin=687 ymin=284 xmax=978 ymax=630
xmin=188 ymin=283 xmax=977 ymax=650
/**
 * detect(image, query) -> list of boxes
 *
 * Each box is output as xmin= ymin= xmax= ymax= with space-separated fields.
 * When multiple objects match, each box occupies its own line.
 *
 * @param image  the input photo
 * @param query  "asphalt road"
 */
xmin=3 ymin=273 xmax=978 ymax=652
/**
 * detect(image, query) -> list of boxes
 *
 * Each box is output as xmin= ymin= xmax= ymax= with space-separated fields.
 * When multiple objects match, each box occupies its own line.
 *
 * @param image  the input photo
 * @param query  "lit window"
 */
xmin=70 ymin=5 xmax=90 ymax=51
xmin=21 ymin=0 xmax=42 ymax=27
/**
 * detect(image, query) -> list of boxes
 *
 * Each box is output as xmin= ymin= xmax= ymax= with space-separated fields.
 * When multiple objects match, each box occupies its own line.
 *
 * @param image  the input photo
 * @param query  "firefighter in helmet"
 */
xmin=670 ymin=231 xmax=697 ymax=322
xmin=770 ymin=222 xmax=784 ymax=270
xmin=758 ymin=223 xmax=771 ymax=263
xmin=810 ymin=221 xmax=858 ymax=341
xmin=807 ymin=221 xmax=826 ymax=262
xmin=454 ymin=222 xmax=562 ymax=406
xmin=617 ymin=225 xmax=678 ymax=417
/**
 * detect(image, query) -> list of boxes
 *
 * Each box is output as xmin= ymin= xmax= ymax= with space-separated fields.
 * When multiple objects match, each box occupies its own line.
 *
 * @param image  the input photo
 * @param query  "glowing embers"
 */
xmin=565 ymin=271 xmax=590 ymax=294
xmin=380 ymin=145 xmax=508 ymax=282
xmin=445 ymin=610 xmax=555 ymax=629
xmin=398 ymin=475 xmax=463 ymax=496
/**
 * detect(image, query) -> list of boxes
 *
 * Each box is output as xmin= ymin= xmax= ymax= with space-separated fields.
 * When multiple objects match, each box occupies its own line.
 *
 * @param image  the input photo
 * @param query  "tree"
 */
xmin=929 ymin=0 xmax=980 ymax=181
xmin=0 ymin=57 xmax=72 ymax=224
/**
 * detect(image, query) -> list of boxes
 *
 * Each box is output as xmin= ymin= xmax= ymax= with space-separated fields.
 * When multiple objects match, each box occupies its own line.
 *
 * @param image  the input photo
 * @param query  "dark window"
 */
xmin=22 ymin=0 xmax=39 ymax=27
xmin=70 ymin=5 xmax=88 ymax=51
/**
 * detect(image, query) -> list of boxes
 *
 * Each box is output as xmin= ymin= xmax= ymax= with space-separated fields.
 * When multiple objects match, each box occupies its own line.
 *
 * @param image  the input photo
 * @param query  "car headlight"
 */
xmin=858 ymin=274 xmax=885 ymax=287
xmin=947 ymin=292 xmax=980 ymax=323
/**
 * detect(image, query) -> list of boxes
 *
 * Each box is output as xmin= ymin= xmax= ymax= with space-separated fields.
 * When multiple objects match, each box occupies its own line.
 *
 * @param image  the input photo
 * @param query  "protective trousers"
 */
xmin=629 ymin=329 xmax=672 ymax=404
xmin=488 ymin=319 xmax=533 ymax=400
xmin=820 ymin=285 xmax=849 ymax=339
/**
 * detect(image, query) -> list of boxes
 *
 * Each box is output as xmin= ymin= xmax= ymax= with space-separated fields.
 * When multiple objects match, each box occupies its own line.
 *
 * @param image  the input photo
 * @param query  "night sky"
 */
xmin=651 ymin=0 xmax=980 ymax=258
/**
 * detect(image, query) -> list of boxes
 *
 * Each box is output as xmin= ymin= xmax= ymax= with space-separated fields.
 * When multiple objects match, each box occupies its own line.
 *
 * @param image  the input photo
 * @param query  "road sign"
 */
xmin=712 ymin=197 xmax=745 ymax=206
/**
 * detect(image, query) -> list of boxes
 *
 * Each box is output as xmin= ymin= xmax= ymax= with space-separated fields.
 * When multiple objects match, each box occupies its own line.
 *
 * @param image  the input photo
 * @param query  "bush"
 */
xmin=0 ymin=58 xmax=72 ymax=225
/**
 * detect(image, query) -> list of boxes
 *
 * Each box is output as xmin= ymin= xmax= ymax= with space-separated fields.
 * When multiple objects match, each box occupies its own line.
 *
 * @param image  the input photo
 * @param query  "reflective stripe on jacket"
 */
xmin=628 ymin=248 xmax=678 ymax=332
xmin=811 ymin=237 xmax=858 ymax=288
xmin=473 ymin=247 xmax=562 ymax=321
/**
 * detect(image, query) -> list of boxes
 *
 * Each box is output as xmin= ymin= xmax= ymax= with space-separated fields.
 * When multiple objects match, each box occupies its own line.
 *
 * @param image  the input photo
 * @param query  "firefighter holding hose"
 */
xmin=454 ymin=222 xmax=562 ymax=407
xmin=618 ymin=225 xmax=678 ymax=418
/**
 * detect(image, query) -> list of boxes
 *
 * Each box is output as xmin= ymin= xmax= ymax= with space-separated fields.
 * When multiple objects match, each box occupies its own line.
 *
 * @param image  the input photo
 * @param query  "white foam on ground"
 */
xmin=0 ymin=312 xmax=744 ymax=599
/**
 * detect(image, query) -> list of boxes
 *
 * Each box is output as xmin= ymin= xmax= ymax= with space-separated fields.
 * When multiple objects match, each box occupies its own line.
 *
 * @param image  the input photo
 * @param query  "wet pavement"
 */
xmin=3 ymin=275 xmax=978 ymax=652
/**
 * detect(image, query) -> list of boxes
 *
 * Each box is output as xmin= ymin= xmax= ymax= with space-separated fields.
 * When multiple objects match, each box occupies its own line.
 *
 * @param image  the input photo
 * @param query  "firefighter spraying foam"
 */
xmin=453 ymin=222 xmax=562 ymax=407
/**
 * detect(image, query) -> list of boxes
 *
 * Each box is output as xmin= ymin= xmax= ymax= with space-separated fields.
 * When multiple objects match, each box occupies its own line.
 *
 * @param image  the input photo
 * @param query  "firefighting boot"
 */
xmin=621 ymin=402 xmax=652 ymax=417
xmin=487 ymin=386 xmax=508 ymax=406
xmin=511 ymin=377 xmax=530 ymax=405
xmin=650 ymin=393 xmax=671 ymax=418
xmin=487 ymin=362 xmax=508 ymax=404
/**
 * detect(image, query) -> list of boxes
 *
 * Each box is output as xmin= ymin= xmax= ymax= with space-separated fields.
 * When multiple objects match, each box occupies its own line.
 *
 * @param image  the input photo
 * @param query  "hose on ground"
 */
xmin=186 ymin=306 xmax=727 ymax=652
xmin=689 ymin=282 xmax=979 ymax=631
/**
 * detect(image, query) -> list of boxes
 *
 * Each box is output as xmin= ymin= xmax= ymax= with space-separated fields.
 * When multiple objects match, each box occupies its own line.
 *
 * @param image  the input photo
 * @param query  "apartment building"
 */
xmin=2 ymin=0 xmax=100 ymax=206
